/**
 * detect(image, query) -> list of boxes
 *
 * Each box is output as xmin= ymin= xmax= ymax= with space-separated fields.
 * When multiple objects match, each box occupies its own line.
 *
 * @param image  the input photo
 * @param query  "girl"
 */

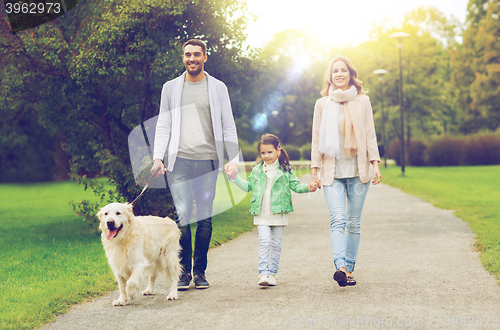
xmin=231 ymin=133 xmax=316 ymax=286
xmin=309 ymin=55 xmax=381 ymax=287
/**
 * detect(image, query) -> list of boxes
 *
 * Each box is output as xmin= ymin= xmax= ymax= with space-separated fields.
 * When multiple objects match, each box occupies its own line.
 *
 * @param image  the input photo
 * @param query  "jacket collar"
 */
xmin=256 ymin=161 xmax=285 ymax=186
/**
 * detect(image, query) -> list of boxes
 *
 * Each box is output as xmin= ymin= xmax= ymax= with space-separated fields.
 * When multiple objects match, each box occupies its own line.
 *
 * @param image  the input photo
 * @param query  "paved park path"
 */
xmin=43 ymin=176 xmax=500 ymax=329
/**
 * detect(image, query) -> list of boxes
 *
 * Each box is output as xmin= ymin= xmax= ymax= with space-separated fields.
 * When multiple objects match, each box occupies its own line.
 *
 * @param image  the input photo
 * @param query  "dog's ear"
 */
xmin=124 ymin=203 xmax=135 ymax=223
xmin=96 ymin=208 xmax=105 ymax=231
xmin=125 ymin=203 xmax=133 ymax=211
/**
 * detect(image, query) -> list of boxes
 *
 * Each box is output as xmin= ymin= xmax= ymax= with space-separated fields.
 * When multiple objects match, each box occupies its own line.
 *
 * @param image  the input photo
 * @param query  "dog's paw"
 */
xmin=166 ymin=293 xmax=178 ymax=300
xmin=126 ymin=282 xmax=139 ymax=300
xmin=113 ymin=298 xmax=128 ymax=306
xmin=142 ymin=289 xmax=154 ymax=296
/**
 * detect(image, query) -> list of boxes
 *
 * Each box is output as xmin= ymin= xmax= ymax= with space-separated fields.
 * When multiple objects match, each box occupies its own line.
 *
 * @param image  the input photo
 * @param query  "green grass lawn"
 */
xmin=0 ymin=179 xmax=253 ymax=330
xmin=381 ymin=165 xmax=500 ymax=280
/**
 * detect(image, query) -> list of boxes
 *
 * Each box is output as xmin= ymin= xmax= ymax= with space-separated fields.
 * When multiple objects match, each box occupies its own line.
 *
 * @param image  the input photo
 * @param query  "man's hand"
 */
xmin=224 ymin=162 xmax=238 ymax=180
xmin=151 ymin=159 xmax=165 ymax=176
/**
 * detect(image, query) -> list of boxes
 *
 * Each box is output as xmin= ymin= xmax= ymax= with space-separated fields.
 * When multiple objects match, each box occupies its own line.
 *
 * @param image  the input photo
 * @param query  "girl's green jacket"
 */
xmin=231 ymin=162 xmax=309 ymax=216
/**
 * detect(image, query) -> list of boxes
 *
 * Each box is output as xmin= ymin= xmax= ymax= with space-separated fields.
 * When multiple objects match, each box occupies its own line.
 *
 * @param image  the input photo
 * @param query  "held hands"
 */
xmin=224 ymin=162 xmax=238 ymax=180
xmin=308 ymin=182 xmax=319 ymax=192
xmin=308 ymin=172 xmax=321 ymax=192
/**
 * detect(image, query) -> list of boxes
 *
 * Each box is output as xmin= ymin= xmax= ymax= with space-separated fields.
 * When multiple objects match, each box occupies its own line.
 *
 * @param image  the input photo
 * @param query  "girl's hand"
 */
xmin=372 ymin=161 xmax=381 ymax=185
xmin=308 ymin=182 xmax=318 ymax=192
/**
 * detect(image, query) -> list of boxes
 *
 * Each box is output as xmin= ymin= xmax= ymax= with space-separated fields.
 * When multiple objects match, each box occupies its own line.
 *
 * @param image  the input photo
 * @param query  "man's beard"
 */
xmin=186 ymin=62 xmax=203 ymax=76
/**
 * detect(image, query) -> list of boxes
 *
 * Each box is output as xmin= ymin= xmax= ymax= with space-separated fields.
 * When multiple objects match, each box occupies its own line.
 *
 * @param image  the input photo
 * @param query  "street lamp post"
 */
xmin=389 ymin=32 xmax=410 ymax=175
xmin=373 ymin=69 xmax=388 ymax=168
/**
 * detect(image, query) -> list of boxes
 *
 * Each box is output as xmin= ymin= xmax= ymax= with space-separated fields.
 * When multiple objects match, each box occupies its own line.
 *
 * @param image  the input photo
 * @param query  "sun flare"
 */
xmin=244 ymin=0 xmax=468 ymax=49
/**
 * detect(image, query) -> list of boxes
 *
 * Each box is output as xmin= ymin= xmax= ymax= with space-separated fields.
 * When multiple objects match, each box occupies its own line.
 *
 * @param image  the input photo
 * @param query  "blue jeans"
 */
xmin=166 ymin=158 xmax=219 ymax=276
xmin=323 ymin=177 xmax=370 ymax=273
xmin=257 ymin=225 xmax=284 ymax=276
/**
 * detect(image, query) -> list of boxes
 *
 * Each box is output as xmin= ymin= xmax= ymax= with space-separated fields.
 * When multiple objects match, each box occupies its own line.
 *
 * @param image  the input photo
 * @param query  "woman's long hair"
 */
xmin=320 ymin=55 xmax=367 ymax=96
xmin=257 ymin=133 xmax=291 ymax=173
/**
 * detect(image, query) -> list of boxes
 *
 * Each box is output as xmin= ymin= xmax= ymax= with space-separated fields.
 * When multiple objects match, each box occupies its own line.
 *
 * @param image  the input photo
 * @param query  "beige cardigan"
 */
xmin=311 ymin=94 xmax=380 ymax=185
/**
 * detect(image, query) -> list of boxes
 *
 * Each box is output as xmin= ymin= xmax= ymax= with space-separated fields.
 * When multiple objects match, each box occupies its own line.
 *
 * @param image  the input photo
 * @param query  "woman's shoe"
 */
xmin=346 ymin=275 xmax=356 ymax=286
xmin=333 ymin=269 xmax=347 ymax=287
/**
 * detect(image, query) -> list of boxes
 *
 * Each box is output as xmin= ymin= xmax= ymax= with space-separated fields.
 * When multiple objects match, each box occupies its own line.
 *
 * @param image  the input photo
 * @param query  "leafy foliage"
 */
xmin=451 ymin=0 xmax=500 ymax=133
xmin=245 ymin=7 xmax=463 ymax=156
xmin=247 ymin=28 xmax=324 ymax=145
xmin=0 ymin=0 xmax=261 ymax=223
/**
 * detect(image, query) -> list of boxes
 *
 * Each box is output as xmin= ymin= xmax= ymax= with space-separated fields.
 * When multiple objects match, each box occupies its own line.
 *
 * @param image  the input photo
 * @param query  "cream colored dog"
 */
xmin=97 ymin=203 xmax=181 ymax=306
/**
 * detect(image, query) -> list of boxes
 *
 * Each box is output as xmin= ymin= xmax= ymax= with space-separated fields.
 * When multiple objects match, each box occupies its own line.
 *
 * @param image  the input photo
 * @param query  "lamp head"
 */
xmin=373 ymin=69 xmax=388 ymax=81
xmin=373 ymin=69 xmax=388 ymax=76
xmin=389 ymin=32 xmax=410 ymax=47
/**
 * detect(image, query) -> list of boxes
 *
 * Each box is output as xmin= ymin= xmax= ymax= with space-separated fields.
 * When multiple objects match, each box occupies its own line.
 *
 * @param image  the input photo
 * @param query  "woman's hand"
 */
xmin=309 ymin=168 xmax=321 ymax=191
xmin=372 ymin=161 xmax=381 ymax=185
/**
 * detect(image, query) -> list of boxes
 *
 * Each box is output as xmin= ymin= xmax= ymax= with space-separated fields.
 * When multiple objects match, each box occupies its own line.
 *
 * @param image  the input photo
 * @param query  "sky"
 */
xmin=244 ymin=0 xmax=469 ymax=49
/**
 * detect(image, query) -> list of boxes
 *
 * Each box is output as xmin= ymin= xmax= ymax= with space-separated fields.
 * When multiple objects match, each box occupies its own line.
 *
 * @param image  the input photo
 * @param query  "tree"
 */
xmin=332 ymin=7 xmax=461 ymax=166
xmin=350 ymin=10 xmax=458 ymax=139
xmin=0 ymin=0 xmax=262 ymax=223
xmin=247 ymin=28 xmax=325 ymax=146
xmin=0 ymin=20 xmax=65 ymax=182
xmin=242 ymin=6 xmax=461 ymax=157
xmin=466 ymin=0 xmax=490 ymax=27
xmin=468 ymin=0 xmax=500 ymax=130
xmin=451 ymin=0 xmax=500 ymax=133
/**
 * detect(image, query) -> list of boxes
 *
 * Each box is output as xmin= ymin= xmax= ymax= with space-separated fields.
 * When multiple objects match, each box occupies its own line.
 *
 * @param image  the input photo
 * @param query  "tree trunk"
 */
xmin=54 ymin=133 xmax=70 ymax=181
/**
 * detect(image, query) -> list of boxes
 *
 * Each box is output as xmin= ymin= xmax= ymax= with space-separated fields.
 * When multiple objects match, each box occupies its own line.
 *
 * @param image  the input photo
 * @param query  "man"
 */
xmin=151 ymin=39 xmax=239 ymax=290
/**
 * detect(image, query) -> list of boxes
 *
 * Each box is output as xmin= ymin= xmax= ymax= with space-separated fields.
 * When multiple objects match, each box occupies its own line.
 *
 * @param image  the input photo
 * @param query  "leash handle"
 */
xmin=131 ymin=168 xmax=161 ymax=205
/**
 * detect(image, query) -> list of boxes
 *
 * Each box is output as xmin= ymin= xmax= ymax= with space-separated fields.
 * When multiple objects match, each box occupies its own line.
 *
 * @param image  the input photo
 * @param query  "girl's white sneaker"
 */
xmin=259 ymin=274 xmax=269 ymax=286
xmin=268 ymin=274 xmax=277 ymax=286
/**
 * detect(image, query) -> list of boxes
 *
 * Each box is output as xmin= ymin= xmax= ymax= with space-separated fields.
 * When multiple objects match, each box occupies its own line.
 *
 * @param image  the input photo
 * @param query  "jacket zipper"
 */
xmin=281 ymin=176 xmax=284 ymax=217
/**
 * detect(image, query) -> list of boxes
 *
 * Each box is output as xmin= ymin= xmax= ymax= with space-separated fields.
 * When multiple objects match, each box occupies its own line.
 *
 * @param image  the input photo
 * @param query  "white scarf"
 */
xmin=318 ymin=86 xmax=358 ymax=158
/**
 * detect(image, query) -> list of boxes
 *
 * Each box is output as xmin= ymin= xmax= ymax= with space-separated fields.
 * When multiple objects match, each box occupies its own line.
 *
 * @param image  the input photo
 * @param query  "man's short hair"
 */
xmin=182 ymin=39 xmax=207 ymax=54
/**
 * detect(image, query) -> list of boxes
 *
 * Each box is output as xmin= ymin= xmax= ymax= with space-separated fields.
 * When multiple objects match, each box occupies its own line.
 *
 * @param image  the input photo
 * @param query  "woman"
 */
xmin=309 ymin=55 xmax=381 ymax=287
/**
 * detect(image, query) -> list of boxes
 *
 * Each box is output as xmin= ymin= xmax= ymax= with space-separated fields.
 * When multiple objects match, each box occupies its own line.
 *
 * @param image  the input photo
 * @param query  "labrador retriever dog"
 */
xmin=97 ymin=203 xmax=181 ymax=306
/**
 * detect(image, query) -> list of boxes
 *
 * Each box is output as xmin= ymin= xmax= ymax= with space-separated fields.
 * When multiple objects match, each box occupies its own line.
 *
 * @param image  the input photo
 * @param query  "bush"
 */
xmin=302 ymin=144 xmax=311 ymax=160
xmin=386 ymin=140 xmax=402 ymax=165
xmin=70 ymin=149 xmax=176 ymax=227
xmin=283 ymin=145 xmax=301 ymax=160
xmin=386 ymin=139 xmax=427 ymax=166
xmin=240 ymin=144 xmax=258 ymax=162
xmin=0 ymin=112 xmax=57 ymax=183
xmin=427 ymin=137 xmax=464 ymax=166
xmin=408 ymin=140 xmax=427 ymax=166
xmin=386 ymin=134 xmax=500 ymax=167
xmin=463 ymin=134 xmax=500 ymax=165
